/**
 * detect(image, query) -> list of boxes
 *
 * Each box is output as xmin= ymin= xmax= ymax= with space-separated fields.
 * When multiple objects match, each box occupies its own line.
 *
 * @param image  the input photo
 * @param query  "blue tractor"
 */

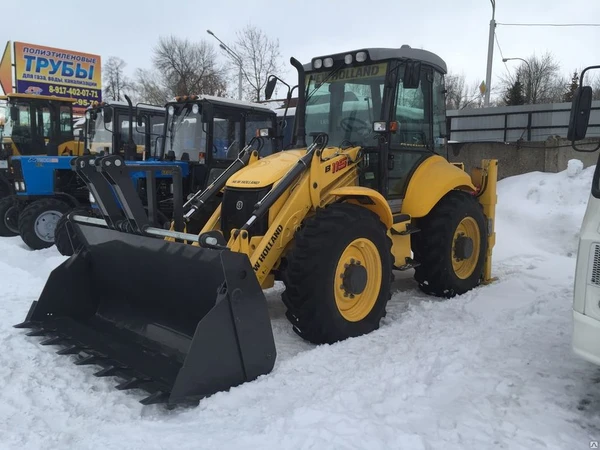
xmin=5 ymin=98 xmax=167 ymax=250
xmin=54 ymin=94 xmax=281 ymax=255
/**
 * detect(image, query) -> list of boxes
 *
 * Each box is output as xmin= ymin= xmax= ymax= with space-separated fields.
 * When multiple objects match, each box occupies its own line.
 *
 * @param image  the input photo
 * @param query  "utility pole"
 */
xmin=484 ymin=0 xmax=496 ymax=107
xmin=206 ymin=29 xmax=243 ymax=100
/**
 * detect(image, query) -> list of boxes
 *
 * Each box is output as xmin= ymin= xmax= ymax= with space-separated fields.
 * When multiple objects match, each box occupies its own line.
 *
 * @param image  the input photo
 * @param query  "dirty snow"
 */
xmin=1 ymin=161 xmax=600 ymax=449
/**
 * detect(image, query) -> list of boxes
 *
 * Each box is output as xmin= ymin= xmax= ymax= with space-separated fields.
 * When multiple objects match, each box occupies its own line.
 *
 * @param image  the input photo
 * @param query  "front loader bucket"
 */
xmin=14 ymin=222 xmax=276 ymax=407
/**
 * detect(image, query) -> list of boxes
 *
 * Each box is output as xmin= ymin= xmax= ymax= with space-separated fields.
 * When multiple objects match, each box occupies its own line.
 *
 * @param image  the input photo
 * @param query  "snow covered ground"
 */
xmin=1 ymin=161 xmax=600 ymax=449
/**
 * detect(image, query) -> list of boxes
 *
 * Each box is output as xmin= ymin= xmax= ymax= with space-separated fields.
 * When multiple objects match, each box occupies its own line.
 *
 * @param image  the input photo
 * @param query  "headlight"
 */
xmin=168 ymin=106 xmax=175 ymax=116
xmin=356 ymin=51 xmax=367 ymax=62
xmin=89 ymin=192 xmax=96 ymax=203
xmin=323 ymin=57 xmax=333 ymax=68
xmin=18 ymin=181 xmax=25 ymax=191
xmin=14 ymin=182 xmax=19 ymax=191
xmin=344 ymin=54 xmax=353 ymax=64
xmin=313 ymin=58 xmax=322 ymax=69
xmin=192 ymin=104 xmax=199 ymax=114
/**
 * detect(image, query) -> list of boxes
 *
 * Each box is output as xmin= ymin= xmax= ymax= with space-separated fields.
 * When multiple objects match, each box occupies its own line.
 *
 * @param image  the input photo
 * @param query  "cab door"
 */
xmin=385 ymin=65 xmax=447 ymax=213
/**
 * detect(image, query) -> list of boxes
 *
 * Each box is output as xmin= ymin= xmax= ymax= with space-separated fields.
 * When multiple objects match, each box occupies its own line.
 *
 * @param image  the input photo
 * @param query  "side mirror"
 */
xmin=10 ymin=106 xmax=19 ymax=122
xmin=567 ymin=86 xmax=593 ymax=141
xmin=403 ymin=61 xmax=422 ymax=89
xmin=201 ymin=102 xmax=213 ymax=123
xmin=265 ymin=76 xmax=277 ymax=100
xmin=137 ymin=115 xmax=144 ymax=127
xmin=102 ymin=107 xmax=113 ymax=124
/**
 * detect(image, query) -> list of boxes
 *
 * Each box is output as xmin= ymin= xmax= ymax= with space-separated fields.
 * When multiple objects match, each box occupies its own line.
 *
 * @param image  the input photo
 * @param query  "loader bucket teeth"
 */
xmin=140 ymin=391 xmax=170 ymax=406
xmin=14 ymin=220 xmax=277 ymax=407
xmin=115 ymin=378 xmax=151 ymax=390
xmin=56 ymin=345 xmax=82 ymax=355
xmin=39 ymin=336 xmax=66 ymax=346
xmin=94 ymin=366 xmax=128 ymax=378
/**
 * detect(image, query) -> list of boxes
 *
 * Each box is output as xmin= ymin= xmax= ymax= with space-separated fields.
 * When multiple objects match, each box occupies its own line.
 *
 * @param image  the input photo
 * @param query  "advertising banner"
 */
xmin=11 ymin=41 xmax=102 ymax=113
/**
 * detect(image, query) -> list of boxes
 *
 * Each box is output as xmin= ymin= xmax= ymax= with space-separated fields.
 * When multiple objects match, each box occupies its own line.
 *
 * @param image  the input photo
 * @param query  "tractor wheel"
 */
xmin=281 ymin=203 xmax=393 ymax=345
xmin=54 ymin=207 xmax=90 ymax=256
xmin=18 ymin=198 xmax=71 ymax=250
xmin=411 ymin=190 xmax=487 ymax=298
xmin=0 ymin=196 xmax=20 ymax=237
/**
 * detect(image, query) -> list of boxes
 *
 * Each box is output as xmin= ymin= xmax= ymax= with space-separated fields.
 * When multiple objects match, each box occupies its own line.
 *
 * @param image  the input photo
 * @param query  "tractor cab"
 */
xmin=161 ymin=94 xmax=278 ymax=193
xmin=284 ymin=46 xmax=449 ymax=213
xmin=0 ymin=93 xmax=84 ymax=197
xmin=84 ymin=100 xmax=166 ymax=160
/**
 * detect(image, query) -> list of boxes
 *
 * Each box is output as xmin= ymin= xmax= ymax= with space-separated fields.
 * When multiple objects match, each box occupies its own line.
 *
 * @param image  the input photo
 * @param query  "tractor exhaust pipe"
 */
xmin=290 ymin=57 xmax=306 ymax=148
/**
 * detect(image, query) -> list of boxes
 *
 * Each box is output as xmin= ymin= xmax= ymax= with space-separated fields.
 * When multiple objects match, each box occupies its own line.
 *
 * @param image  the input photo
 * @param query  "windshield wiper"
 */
xmin=306 ymin=63 xmax=346 ymax=102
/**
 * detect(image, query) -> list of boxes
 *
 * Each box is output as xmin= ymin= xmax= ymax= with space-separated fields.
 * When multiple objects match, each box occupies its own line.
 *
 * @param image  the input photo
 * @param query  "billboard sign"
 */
xmin=0 ymin=41 xmax=102 ymax=113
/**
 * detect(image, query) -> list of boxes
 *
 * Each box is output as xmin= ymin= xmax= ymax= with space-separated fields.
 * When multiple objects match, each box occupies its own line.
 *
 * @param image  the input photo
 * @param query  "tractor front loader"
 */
xmin=15 ymin=45 xmax=498 ymax=407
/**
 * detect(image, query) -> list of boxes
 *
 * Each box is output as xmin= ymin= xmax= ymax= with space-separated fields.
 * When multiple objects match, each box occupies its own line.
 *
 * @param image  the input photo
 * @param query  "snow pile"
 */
xmin=0 ymin=162 xmax=600 ymax=449
xmin=494 ymin=160 xmax=594 ymax=260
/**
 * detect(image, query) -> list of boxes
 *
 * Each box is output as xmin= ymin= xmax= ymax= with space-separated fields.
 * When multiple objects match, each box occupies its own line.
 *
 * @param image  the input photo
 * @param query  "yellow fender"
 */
xmin=328 ymin=186 xmax=393 ymax=229
xmin=402 ymin=155 xmax=477 ymax=218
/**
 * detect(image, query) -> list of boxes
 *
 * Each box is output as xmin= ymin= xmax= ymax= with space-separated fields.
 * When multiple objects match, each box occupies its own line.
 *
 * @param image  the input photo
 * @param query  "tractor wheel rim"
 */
xmin=5 ymin=205 xmax=19 ymax=233
xmin=34 ymin=210 xmax=62 ymax=242
xmin=452 ymin=217 xmax=481 ymax=280
xmin=334 ymin=238 xmax=382 ymax=322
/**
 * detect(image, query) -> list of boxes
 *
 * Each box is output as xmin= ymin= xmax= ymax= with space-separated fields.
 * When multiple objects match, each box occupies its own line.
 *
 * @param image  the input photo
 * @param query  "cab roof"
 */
xmin=86 ymin=100 xmax=165 ymax=113
xmin=167 ymin=94 xmax=275 ymax=114
xmin=0 ymin=93 xmax=78 ymax=103
xmin=304 ymin=45 xmax=447 ymax=74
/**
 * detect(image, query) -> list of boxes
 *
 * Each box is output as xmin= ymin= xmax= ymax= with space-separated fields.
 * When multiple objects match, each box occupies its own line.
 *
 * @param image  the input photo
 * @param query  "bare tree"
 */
xmin=133 ymin=68 xmax=171 ymax=105
xmin=229 ymin=25 xmax=283 ymax=102
xmin=152 ymin=35 xmax=227 ymax=97
xmin=588 ymin=72 xmax=600 ymax=101
xmin=445 ymin=72 xmax=484 ymax=110
xmin=499 ymin=51 xmax=563 ymax=104
xmin=102 ymin=56 xmax=132 ymax=101
xmin=134 ymin=35 xmax=227 ymax=104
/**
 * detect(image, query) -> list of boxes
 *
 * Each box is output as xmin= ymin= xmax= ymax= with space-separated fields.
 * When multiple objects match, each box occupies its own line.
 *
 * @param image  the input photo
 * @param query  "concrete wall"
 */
xmin=447 ymin=137 xmax=600 ymax=180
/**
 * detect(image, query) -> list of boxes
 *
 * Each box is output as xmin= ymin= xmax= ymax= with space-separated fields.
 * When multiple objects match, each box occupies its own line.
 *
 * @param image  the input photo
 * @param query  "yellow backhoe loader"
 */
xmin=15 ymin=45 xmax=498 ymax=408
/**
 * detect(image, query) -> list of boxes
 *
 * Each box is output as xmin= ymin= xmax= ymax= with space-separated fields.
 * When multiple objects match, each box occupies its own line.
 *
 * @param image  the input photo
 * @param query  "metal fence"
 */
xmin=447 ymin=100 xmax=600 ymax=143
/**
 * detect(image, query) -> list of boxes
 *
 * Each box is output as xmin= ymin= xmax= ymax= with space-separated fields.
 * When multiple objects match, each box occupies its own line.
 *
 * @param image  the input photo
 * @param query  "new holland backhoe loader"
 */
xmin=15 ymin=45 xmax=498 ymax=408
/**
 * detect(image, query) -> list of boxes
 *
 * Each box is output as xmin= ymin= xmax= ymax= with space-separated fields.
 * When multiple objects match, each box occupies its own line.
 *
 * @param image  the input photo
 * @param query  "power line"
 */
xmin=498 ymin=22 xmax=600 ymax=27
xmin=493 ymin=32 xmax=511 ymax=74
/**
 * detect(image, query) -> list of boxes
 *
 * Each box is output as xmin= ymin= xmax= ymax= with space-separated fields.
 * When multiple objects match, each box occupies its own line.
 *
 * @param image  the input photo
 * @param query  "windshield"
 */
xmin=304 ymin=62 xmax=387 ymax=148
xmin=164 ymin=104 xmax=204 ymax=161
xmin=87 ymin=109 xmax=114 ymax=152
xmin=1 ymin=103 xmax=10 ymax=139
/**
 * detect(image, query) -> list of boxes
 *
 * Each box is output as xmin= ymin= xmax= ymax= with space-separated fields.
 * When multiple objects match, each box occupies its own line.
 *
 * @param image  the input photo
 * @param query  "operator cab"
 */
xmin=0 ymin=93 xmax=80 ymax=158
xmin=301 ymin=46 xmax=448 ymax=212
xmin=84 ymin=100 xmax=166 ymax=160
xmin=161 ymin=95 xmax=279 ymax=192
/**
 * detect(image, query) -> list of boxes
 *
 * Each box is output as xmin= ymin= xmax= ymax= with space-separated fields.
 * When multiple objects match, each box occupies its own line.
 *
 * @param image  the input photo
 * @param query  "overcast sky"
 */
xmin=2 ymin=0 xmax=599 ymax=100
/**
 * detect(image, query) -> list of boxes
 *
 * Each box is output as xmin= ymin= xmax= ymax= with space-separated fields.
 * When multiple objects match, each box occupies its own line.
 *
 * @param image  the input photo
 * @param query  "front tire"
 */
xmin=0 ymin=196 xmax=20 ymax=237
xmin=281 ymin=203 xmax=393 ymax=345
xmin=412 ymin=190 xmax=487 ymax=298
xmin=18 ymin=198 xmax=71 ymax=250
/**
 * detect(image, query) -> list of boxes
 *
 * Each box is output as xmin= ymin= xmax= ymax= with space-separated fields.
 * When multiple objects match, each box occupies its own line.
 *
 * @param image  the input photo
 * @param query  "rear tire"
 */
xmin=411 ymin=190 xmax=487 ymax=298
xmin=0 ymin=196 xmax=20 ymax=237
xmin=281 ymin=203 xmax=393 ymax=345
xmin=54 ymin=207 xmax=91 ymax=256
xmin=18 ymin=198 xmax=71 ymax=250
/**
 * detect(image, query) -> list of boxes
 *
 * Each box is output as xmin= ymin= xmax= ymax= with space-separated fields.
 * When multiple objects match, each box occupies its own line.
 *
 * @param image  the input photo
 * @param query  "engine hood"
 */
xmin=226 ymin=149 xmax=306 ymax=189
